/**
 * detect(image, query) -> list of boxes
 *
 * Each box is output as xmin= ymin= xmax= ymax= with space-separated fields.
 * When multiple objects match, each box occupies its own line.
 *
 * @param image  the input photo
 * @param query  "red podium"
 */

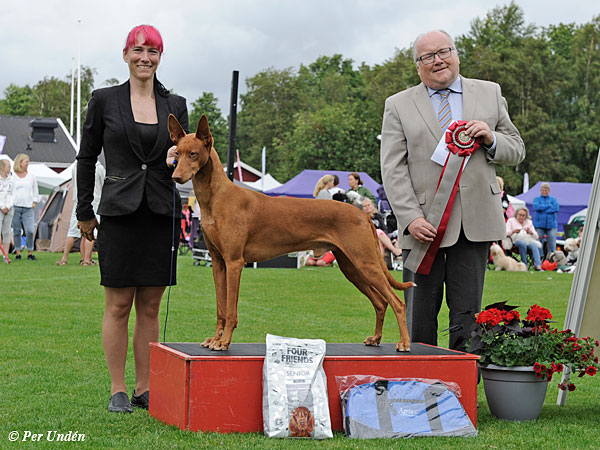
xmin=149 ymin=342 xmax=479 ymax=433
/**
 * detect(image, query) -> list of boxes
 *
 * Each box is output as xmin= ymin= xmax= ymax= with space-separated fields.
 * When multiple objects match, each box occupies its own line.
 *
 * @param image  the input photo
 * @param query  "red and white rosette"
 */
xmin=445 ymin=121 xmax=481 ymax=157
xmin=404 ymin=121 xmax=482 ymax=275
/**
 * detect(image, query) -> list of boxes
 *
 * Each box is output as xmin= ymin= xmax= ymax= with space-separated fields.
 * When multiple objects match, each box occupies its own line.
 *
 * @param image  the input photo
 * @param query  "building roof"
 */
xmin=0 ymin=115 xmax=77 ymax=169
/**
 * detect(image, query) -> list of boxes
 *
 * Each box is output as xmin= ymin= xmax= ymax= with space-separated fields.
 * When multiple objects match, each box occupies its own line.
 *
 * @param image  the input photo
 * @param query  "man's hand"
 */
xmin=1 ymin=207 xmax=7 ymax=214
xmin=166 ymin=145 xmax=178 ymax=168
xmin=465 ymin=120 xmax=494 ymax=147
xmin=408 ymin=217 xmax=437 ymax=243
xmin=78 ymin=218 xmax=99 ymax=241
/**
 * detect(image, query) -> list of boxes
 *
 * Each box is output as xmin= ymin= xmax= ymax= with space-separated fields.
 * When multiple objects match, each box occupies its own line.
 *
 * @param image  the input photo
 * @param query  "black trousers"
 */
xmin=402 ymin=230 xmax=490 ymax=352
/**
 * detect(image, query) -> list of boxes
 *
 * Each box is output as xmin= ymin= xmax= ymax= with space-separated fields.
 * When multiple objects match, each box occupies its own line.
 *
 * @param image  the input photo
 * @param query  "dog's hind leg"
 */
xmin=201 ymin=255 xmax=228 ymax=348
xmin=334 ymin=250 xmax=387 ymax=346
xmin=209 ymin=257 xmax=244 ymax=350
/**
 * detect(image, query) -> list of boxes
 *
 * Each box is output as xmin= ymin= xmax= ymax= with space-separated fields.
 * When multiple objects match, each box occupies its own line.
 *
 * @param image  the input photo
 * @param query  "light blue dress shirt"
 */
xmin=426 ymin=76 xmax=497 ymax=156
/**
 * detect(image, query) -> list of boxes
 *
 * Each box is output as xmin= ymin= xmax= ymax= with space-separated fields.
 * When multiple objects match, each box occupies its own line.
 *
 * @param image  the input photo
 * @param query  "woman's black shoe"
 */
xmin=108 ymin=392 xmax=133 ymax=413
xmin=131 ymin=390 xmax=149 ymax=409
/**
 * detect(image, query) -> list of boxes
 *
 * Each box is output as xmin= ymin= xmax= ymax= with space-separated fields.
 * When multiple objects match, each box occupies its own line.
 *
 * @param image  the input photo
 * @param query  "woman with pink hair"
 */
xmin=77 ymin=24 xmax=188 ymax=413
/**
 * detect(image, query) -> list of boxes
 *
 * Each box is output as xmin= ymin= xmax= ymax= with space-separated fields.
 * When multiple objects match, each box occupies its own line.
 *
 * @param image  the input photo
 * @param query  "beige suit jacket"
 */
xmin=380 ymin=76 xmax=525 ymax=249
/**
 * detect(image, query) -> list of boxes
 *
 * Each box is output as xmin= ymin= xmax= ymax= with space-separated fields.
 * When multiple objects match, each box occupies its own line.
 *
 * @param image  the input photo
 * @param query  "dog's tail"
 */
xmin=369 ymin=222 xmax=415 ymax=291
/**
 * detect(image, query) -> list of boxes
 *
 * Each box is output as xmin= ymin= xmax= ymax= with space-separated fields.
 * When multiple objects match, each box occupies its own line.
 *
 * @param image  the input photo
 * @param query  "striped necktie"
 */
xmin=437 ymin=89 xmax=452 ymax=129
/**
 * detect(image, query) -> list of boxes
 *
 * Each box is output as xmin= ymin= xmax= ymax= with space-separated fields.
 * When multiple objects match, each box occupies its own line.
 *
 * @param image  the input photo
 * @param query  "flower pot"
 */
xmin=480 ymin=364 xmax=548 ymax=421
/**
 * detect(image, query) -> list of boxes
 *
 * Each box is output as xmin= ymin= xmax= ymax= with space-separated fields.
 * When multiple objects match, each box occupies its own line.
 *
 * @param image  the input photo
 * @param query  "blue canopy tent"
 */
xmin=515 ymin=182 xmax=592 ymax=233
xmin=264 ymin=170 xmax=381 ymax=202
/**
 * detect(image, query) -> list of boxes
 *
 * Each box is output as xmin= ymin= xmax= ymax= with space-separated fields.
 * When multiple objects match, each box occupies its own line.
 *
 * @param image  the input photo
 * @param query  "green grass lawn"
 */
xmin=1 ymin=252 xmax=598 ymax=449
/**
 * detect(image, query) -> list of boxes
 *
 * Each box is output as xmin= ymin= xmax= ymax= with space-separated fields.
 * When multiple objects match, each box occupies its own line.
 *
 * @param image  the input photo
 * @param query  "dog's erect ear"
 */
xmin=196 ymin=115 xmax=213 ymax=149
xmin=168 ymin=114 xmax=186 ymax=144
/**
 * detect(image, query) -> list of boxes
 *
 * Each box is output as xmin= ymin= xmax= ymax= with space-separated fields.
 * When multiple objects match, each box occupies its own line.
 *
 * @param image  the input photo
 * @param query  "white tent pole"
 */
xmin=76 ymin=19 xmax=81 ymax=150
xmin=70 ymin=58 xmax=75 ymax=136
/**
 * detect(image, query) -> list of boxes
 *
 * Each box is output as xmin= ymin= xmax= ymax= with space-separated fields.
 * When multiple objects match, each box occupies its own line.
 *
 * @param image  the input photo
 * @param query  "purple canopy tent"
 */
xmin=515 ymin=182 xmax=592 ymax=233
xmin=264 ymin=169 xmax=381 ymax=202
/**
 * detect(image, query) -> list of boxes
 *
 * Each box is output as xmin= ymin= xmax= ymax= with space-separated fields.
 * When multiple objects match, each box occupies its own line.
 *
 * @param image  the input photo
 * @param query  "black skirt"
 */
xmin=97 ymin=198 xmax=179 ymax=288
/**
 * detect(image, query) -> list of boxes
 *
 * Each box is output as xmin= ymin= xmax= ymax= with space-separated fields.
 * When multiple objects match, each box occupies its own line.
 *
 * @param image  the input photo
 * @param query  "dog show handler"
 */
xmin=76 ymin=24 xmax=188 ymax=413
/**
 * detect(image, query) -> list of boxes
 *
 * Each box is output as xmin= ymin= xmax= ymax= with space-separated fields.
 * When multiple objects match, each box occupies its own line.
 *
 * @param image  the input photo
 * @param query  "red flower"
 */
xmin=526 ymin=304 xmax=552 ymax=322
xmin=568 ymin=383 xmax=576 ymax=391
xmin=504 ymin=310 xmax=520 ymax=323
xmin=572 ymin=344 xmax=582 ymax=351
xmin=586 ymin=366 xmax=597 ymax=376
xmin=533 ymin=362 xmax=543 ymax=373
xmin=476 ymin=309 xmax=504 ymax=327
xmin=558 ymin=383 xmax=567 ymax=391
xmin=555 ymin=363 xmax=564 ymax=373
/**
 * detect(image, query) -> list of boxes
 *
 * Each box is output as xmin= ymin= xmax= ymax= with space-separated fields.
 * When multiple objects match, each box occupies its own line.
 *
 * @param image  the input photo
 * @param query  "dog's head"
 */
xmin=490 ymin=243 xmax=503 ymax=257
xmin=289 ymin=406 xmax=315 ymax=437
xmin=168 ymin=114 xmax=213 ymax=184
xmin=564 ymin=238 xmax=580 ymax=253
xmin=547 ymin=250 xmax=568 ymax=265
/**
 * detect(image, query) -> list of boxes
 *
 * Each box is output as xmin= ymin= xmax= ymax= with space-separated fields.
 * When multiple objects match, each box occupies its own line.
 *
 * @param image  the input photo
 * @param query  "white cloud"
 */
xmin=1 ymin=0 xmax=598 ymax=114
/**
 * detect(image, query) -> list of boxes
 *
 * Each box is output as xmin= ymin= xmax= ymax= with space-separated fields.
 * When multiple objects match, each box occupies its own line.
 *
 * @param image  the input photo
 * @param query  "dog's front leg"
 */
xmin=209 ymin=258 xmax=244 ymax=350
xmin=202 ymin=256 xmax=227 ymax=348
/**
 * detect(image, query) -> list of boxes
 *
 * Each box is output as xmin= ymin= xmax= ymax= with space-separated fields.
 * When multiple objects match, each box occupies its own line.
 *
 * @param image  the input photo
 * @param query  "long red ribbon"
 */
xmin=416 ymin=156 xmax=467 ymax=275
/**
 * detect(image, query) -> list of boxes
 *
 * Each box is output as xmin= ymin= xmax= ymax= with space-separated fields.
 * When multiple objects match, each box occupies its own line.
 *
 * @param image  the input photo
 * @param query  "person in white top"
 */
xmin=11 ymin=154 xmax=39 ymax=260
xmin=0 ymin=159 xmax=15 ymax=262
xmin=56 ymin=161 xmax=105 ymax=266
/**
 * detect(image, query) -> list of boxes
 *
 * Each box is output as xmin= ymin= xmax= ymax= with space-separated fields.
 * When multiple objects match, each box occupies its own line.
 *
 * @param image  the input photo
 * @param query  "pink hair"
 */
xmin=124 ymin=25 xmax=164 ymax=54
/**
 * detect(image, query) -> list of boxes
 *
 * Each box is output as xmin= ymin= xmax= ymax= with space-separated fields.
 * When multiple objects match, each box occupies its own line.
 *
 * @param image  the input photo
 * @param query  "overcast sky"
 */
xmin=1 ymin=1 xmax=598 ymax=114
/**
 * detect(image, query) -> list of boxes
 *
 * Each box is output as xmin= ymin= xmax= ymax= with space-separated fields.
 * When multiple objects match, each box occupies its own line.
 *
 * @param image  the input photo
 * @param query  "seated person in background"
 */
xmin=362 ymin=197 xmax=402 ymax=260
xmin=313 ymin=175 xmax=334 ymax=199
xmin=305 ymin=251 xmax=335 ymax=267
xmin=506 ymin=206 xmax=543 ymax=271
xmin=347 ymin=172 xmax=376 ymax=205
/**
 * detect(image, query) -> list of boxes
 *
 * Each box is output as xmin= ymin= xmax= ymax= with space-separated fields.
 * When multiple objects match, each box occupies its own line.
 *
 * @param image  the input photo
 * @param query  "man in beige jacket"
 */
xmin=381 ymin=30 xmax=525 ymax=351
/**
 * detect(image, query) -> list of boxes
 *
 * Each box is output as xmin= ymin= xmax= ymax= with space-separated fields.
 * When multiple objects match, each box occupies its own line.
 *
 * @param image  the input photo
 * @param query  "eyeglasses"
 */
xmin=416 ymin=47 xmax=454 ymax=64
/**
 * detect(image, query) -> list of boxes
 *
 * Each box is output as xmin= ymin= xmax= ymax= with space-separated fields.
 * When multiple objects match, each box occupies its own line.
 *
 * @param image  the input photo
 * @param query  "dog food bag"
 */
xmin=262 ymin=334 xmax=332 ymax=439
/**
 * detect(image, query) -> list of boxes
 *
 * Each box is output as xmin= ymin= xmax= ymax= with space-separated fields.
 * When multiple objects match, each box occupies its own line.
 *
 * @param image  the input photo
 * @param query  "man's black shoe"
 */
xmin=131 ymin=390 xmax=149 ymax=409
xmin=27 ymin=254 xmax=37 ymax=261
xmin=108 ymin=392 xmax=133 ymax=413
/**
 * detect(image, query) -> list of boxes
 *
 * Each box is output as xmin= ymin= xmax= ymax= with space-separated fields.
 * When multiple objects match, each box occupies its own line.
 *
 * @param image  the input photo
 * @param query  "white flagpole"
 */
xmin=76 ymin=19 xmax=81 ymax=150
xmin=70 ymin=58 xmax=75 ymax=136
xmin=261 ymin=146 xmax=266 ymax=192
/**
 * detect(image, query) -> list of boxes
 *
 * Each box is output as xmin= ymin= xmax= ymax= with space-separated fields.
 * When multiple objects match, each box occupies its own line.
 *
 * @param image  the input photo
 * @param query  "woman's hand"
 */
xmin=166 ymin=145 xmax=178 ymax=168
xmin=78 ymin=218 xmax=99 ymax=241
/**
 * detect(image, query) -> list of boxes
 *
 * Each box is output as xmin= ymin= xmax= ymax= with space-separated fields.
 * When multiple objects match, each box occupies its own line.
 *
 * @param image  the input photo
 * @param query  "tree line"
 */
xmin=1 ymin=2 xmax=599 ymax=194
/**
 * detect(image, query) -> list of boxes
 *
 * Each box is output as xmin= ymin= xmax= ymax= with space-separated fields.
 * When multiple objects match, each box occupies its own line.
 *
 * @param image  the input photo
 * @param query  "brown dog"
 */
xmin=289 ymin=406 xmax=315 ymax=437
xmin=168 ymin=114 xmax=415 ymax=351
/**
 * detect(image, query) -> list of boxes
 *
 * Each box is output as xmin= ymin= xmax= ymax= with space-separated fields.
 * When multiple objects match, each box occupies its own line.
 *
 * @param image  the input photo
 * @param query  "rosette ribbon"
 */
xmin=404 ymin=121 xmax=481 ymax=275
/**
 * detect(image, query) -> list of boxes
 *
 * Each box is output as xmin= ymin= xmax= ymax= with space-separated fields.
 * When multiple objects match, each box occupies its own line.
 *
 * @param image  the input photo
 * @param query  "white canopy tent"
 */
xmin=244 ymin=174 xmax=282 ymax=192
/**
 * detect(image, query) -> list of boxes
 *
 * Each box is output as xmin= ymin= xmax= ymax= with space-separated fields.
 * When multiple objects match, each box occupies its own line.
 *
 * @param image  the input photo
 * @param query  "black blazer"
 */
xmin=76 ymin=79 xmax=188 ymax=221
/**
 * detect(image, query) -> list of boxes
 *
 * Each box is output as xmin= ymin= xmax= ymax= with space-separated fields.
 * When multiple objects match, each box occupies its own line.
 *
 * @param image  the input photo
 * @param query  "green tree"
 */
xmin=0 ymin=66 xmax=96 ymax=134
xmin=189 ymin=92 xmax=228 ymax=160
xmin=0 ymin=84 xmax=36 ymax=116
xmin=237 ymin=67 xmax=305 ymax=174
